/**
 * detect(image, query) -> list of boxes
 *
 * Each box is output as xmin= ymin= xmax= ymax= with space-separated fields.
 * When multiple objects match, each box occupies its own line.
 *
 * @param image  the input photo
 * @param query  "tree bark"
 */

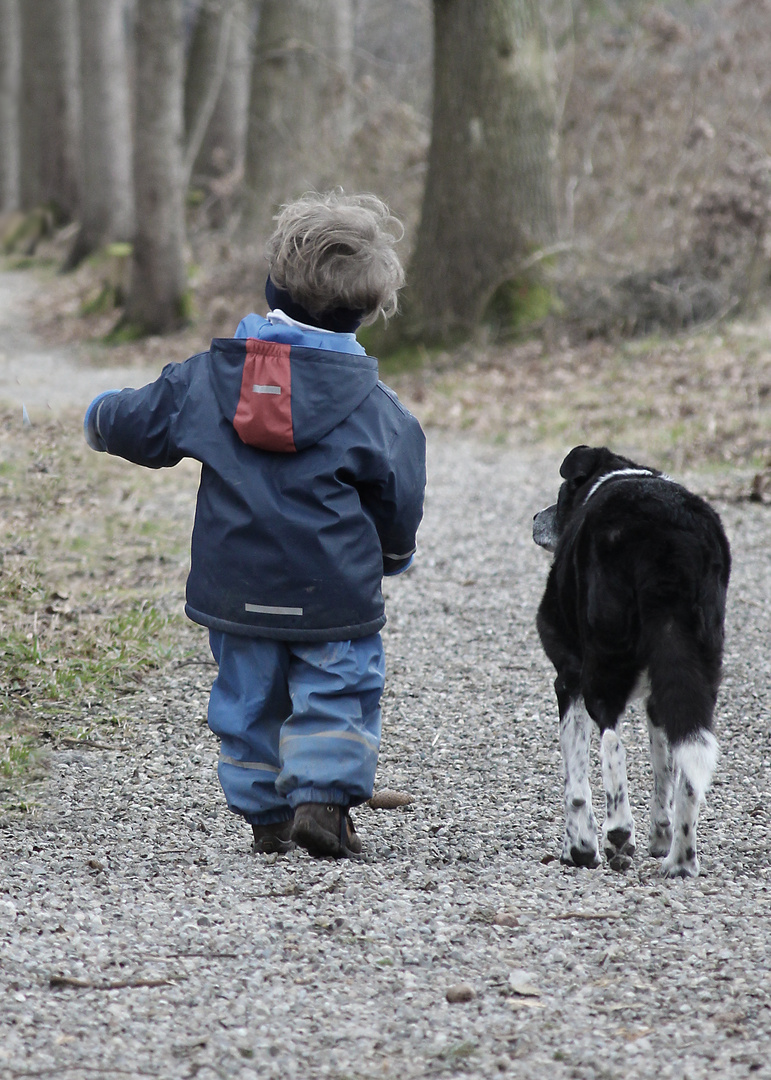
xmin=244 ymin=0 xmax=354 ymax=238
xmin=400 ymin=0 xmax=558 ymax=344
xmin=124 ymin=0 xmax=187 ymax=334
xmin=18 ymin=0 xmax=81 ymax=219
xmin=184 ymin=0 xmax=251 ymax=182
xmin=0 ymin=0 xmax=21 ymax=213
xmin=67 ymin=0 xmax=134 ymax=266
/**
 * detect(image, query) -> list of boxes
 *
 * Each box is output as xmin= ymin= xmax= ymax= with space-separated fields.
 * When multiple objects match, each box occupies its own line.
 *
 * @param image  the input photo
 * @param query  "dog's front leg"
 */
xmin=600 ymin=727 xmax=636 ymax=870
xmin=559 ymin=695 xmax=600 ymax=867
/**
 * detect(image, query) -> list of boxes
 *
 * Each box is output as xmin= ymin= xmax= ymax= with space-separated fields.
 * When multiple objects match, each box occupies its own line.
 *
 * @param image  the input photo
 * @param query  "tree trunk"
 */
xmin=18 ymin=0 xmax=81 ymax=219
xmin=401 ymin=0 xmax=558 ymax=344
xmin=67 ymin=0 xmax=134 ymax=267
xmin=0 ymin=0 xmax=21 ymax=213
xmin=124 ymin=0 xmax=187 ymax=335
xmin=184 ymin=0 xmax=251 ymax=182
xmin=244 ymin=0 xmax=354 ymax=238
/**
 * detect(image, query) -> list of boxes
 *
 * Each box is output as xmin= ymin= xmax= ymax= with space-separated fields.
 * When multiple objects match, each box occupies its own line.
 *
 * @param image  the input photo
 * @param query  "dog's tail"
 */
xmin=646 ymin=617 xmax=721 ymax=799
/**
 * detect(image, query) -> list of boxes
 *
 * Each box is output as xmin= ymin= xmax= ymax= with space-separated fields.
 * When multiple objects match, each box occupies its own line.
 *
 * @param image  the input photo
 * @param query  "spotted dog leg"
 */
xmin=559 ymin=697 xmax=600 ymax=868
xmin=600 ymin=727 xmax=636 ymax=870
xmin=647 ymin=717 xmax=674 ymax=857
xmin=661 ymin=732 xmax=718 ymax=878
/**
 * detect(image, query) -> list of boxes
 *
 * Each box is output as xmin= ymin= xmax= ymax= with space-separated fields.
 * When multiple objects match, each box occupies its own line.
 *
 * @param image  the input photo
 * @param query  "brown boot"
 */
xmin=291 ymin=803 xmax=362 ymax=858
xmin=251 ymin=820 xmax=295 ymax=854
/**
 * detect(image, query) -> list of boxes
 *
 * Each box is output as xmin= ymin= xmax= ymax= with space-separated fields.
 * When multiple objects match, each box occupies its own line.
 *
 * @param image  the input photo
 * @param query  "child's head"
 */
xmin=265 ymin=191 xmax=405 ymax=330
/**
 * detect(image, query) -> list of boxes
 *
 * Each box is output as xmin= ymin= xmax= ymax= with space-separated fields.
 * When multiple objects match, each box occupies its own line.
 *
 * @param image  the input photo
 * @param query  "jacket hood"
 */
xmin=209 ymin=337 xmax=379 ymax=452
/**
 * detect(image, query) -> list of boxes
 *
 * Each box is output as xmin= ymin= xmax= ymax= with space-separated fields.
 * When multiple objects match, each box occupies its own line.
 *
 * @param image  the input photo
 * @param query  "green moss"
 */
xmin=105 ymin=242 xmax=133 ymax=260
xmin=81 ymin=283 xmax=121 ymax=317
xmin=483 ymin=276 xmax=557 ymax=340
xmin=177 ymin=288 xmax=196 ymax=324
xmin=103 ymin=320 xmax=145 ymax=345
xmin=1 ymin=206 xmax=58 ymax=254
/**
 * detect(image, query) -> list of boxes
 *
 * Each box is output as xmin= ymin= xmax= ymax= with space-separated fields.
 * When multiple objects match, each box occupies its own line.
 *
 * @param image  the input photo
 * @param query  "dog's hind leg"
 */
xmin=661 ymin=732 xmax=718 ymax=878
xmin=559 ymin=695 xmax=600 ymax=868
xmin=647 ymin=713 xmax=674 ymax=857
xmin=600 ymin=726 xmax=636 ymax=870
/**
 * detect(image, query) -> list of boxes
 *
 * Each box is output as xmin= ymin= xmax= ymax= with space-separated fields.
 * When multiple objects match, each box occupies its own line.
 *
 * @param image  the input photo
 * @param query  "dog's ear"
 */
xmin=559 ymin=445 xmax=600 ymax=482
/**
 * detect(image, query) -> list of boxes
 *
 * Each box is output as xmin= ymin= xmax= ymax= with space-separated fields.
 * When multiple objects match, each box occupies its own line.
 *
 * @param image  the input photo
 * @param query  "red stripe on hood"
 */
xmin=233 ymin=339 xmax=295 ymax=452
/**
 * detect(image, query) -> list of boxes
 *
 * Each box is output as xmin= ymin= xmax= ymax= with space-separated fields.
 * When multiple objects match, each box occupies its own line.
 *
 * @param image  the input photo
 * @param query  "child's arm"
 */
xmin=362 ymin=415 xmax=427 ymax=577
xmin=83 ymin=359 xmax=196 ymax=468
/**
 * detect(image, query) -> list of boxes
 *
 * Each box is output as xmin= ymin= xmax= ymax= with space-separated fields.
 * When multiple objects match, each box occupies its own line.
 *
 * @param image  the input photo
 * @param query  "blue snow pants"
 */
xmin=207 ymin=631 xmax=385 ymax=825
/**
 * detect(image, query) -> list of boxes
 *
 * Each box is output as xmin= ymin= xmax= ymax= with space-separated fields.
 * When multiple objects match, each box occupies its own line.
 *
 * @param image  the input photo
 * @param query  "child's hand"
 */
xmin=383 ymin=553 xmax=414 ymax=576
xmin=83 ymin=390 xmax=119 ymax=452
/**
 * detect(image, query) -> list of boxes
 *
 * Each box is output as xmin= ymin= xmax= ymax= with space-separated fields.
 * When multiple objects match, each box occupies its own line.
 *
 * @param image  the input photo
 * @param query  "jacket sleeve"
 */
xmin=83 ymin=359 xmax=196 ymax=469
xmin=361 ymin=411 xmax=427 ymax=577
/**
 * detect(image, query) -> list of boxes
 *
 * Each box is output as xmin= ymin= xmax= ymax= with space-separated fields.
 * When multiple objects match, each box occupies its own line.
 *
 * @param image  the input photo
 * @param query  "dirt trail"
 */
xmin=0 ymin=271 xmax=161 ymax=417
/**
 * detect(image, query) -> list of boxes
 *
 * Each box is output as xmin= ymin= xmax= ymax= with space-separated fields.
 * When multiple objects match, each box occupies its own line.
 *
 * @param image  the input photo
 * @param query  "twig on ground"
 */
xmin=49 ymin=974 xmax=181 ymax=990
xmin=551 ymin=910 xmax=622 ymax=921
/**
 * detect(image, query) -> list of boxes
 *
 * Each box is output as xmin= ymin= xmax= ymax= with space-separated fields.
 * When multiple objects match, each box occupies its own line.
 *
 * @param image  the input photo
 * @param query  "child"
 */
xmin=84 ymin=192 xmax=426 ymax=859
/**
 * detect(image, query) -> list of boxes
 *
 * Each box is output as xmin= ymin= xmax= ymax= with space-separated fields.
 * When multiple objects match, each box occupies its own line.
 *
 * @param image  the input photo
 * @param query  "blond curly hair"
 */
xmin=265 ymin=191 xmax=405 ymax=326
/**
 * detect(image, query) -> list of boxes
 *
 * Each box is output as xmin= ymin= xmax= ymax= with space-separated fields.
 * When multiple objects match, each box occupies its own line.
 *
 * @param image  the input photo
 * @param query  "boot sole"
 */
xmin=252 ymin=838 xmax=296 ymax=855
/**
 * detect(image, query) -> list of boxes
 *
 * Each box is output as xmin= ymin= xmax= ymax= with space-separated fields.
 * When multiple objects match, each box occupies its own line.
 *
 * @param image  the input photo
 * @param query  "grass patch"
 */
xmin=0 ymin=408 xmax=200 ymax=794
xmin=1 ymin=602 xmax=178 ymax=715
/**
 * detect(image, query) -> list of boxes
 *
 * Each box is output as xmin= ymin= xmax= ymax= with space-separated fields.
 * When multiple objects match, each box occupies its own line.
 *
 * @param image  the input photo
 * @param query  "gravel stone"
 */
xmin=2 ymin=276 xmax=771 ymax=1077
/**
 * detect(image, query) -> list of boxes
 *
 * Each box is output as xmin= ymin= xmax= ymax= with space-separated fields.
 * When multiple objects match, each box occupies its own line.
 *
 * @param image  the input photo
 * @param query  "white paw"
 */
xmin=603 ymin=822 xmax=636 ymax=870
xmin=661 ymin=851 xmax=699 ymax=878
xmin=649 ymin=822 xmax=673 ymax=858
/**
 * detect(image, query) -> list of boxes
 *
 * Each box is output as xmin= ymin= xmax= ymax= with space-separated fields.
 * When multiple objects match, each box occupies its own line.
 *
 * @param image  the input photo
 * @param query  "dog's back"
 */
xmin=547 ymin=477 xmax=730 ymax=736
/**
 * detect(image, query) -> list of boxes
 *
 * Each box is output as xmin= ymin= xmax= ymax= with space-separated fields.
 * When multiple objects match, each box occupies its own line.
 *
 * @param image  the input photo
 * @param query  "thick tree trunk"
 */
xmin=125 ymin=0 xmax=187 ymax=335
xmin=0 ymin=0 xmax=21 ymax=213
xmin=401 ymin=0 xmax=558 ymax=344
xmin=184 ymin=0 xmax=251 ymax=181
xmin=67 ymin=0 xmax=134 ymax=266
xmin=244 ymin=0 xmax=354 ymax=237
xmin=18 ymin=0 xmax=81 ymax=219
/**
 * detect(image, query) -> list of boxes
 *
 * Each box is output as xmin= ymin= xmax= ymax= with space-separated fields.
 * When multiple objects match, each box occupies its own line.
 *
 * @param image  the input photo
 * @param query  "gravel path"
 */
xmin=2 ymin=272 xmax=771 ymax=1079
xmin=0 ymin=271 xmax=161 ymax=415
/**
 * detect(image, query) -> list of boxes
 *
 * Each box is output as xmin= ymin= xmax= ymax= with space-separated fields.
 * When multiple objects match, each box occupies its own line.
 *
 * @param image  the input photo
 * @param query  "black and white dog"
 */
xmin=533 ymin=446 xmax=731 ymax=877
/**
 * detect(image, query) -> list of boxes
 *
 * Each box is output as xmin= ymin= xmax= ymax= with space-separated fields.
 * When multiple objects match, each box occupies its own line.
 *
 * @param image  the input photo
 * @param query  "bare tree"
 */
xmin=67 ymin=0 xmax=134 ymax=267
xmin=0 ymin=0 xmax=21 ymax=213
xmin=124 ymin=0 xmax=187 ymax=334
xmin=18 ymin=0 xmax=81 ymax=219
xmin=244 ymin=0 xmax=354 ymax=237
xmin=398 ymin=0 xmax=559 ymax=344
xmin=184 ymin=0 xmax=252 ymax=184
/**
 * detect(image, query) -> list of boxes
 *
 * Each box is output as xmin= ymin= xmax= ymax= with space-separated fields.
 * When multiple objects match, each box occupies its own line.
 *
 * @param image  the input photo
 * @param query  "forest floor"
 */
xmin=2 ymin=263 xmax=771 ymax=1079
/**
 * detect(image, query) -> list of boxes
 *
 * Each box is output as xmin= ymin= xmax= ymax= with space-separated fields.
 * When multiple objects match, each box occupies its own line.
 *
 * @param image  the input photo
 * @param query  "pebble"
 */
xmin=446 ymin=983 xmax=476 ymax=1003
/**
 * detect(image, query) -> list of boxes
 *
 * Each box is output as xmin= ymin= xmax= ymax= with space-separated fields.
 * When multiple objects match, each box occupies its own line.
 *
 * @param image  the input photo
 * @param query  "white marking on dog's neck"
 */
xmin=584 ymin=467 xmax=674 ymax=504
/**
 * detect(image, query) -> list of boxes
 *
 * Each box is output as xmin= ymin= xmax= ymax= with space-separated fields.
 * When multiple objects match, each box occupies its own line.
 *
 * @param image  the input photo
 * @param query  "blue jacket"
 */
xmin=85 ymin=317 xmax=426 ymax=641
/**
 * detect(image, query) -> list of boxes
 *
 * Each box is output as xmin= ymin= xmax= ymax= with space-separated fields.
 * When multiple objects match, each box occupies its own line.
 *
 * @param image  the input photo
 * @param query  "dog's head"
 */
xmin=533 ymin=445 xmax=648 ymax=552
